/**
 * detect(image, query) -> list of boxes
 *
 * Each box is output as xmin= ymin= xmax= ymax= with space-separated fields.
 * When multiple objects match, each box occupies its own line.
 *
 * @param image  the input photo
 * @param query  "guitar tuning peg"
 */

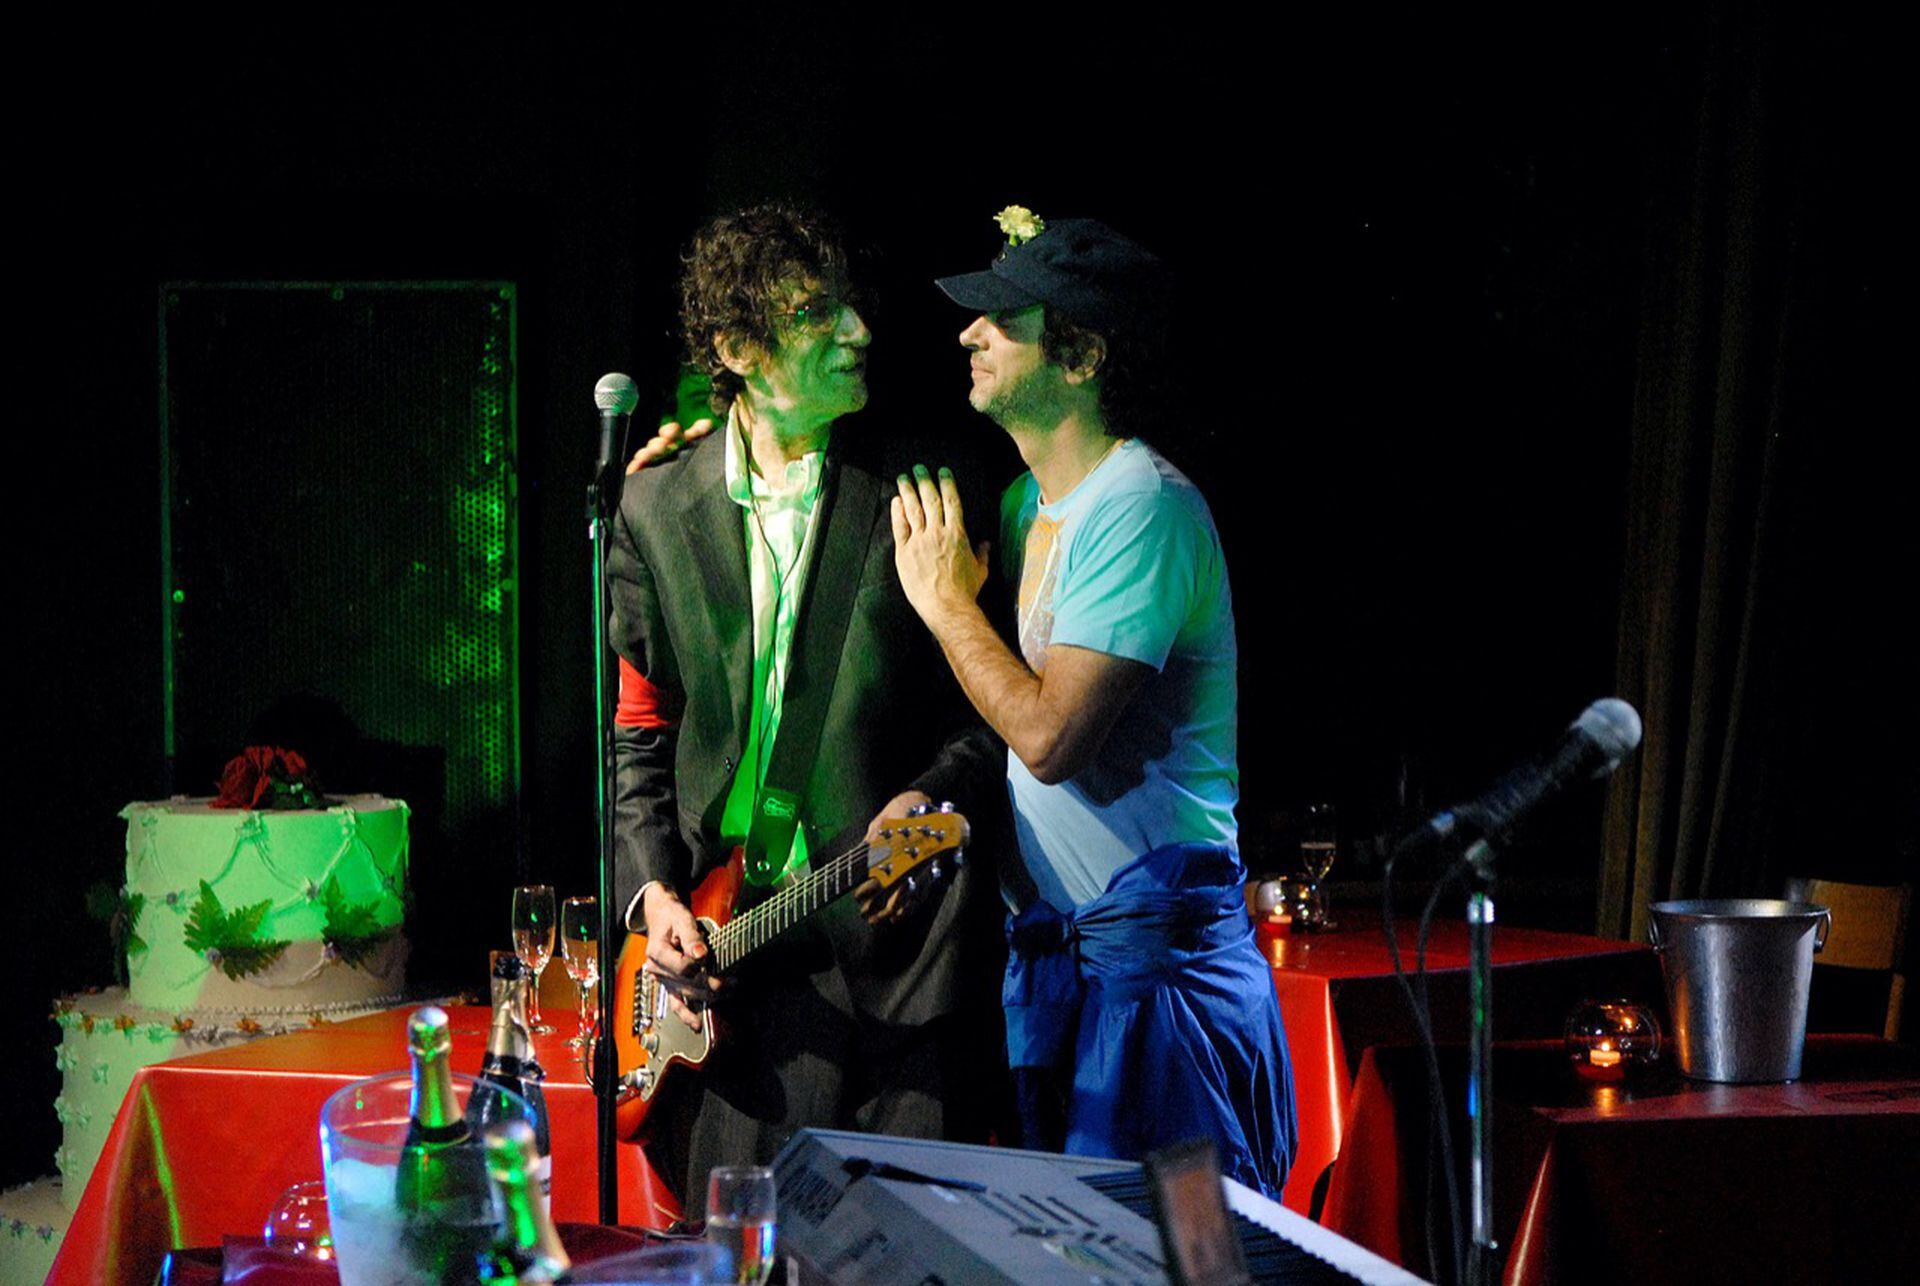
xmin=939 ymin=801 xmax=954 ymax=813
xmin=929 ymin=861 xmax=942 ymax=882
xmin=908 ymin=802 xmax=929 ymax=817
xmin=905 ymin=875 xmax=919 ymax=893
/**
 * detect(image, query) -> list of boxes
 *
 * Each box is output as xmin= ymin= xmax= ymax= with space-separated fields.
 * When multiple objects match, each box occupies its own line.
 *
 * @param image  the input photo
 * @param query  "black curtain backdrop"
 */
xmin=5 ymin=8 xmax=1905 ymax=1189
xmin=1599 ymin=4 xmax=1913 ymax=955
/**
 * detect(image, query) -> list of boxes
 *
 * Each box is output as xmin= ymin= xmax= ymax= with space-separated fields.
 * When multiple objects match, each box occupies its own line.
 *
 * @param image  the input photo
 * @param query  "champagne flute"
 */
xmin=706 ymin=1165 xmax=777 ymax=1285
xmin=511 ymin=885 xmax=557 ymax=1036
xmin=1299 ymin=803 xmax=1338 ymax=931
xmin=561 ymin=896 xmax=599 ymax=1051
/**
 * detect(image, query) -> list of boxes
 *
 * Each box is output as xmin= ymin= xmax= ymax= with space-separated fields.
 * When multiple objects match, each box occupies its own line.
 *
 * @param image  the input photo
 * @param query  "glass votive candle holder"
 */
xmin=1564 ymin=998 xmax=1661 ymax=1080
xmin=263 ymin=1179 xmax=333 ymax=1261
xmin=1251 ymin=878 xmax=1292 ymax=925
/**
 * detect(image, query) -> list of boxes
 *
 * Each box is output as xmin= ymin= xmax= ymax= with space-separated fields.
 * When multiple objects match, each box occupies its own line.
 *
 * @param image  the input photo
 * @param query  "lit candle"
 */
xmin=1564 ymin=998 xmax=1660 ymax=1081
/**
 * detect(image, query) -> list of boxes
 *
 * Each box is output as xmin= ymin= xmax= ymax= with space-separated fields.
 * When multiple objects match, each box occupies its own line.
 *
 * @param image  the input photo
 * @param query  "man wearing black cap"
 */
xmin=889 ymin=208 xmax=1297 ymax=1198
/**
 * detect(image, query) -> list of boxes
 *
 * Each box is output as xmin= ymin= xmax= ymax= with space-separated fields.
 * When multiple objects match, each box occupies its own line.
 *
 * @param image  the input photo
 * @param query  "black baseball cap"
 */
xmin=936 ymin=217 xmax=1169 ymax=334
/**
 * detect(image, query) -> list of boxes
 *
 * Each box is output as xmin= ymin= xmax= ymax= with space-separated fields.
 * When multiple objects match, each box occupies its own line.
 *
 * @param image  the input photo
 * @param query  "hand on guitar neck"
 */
xmin=854 ymin=790 xmax=940 ymax=925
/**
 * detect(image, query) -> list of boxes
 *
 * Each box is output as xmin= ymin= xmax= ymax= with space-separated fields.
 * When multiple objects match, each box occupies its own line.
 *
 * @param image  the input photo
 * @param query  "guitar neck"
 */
xmin=708 ymin=842 xmax=869 ymax=972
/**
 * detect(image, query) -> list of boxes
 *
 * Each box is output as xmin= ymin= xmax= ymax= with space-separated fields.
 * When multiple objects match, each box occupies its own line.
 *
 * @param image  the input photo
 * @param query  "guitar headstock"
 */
xmin=866 ymin=803 xmax=969 ymax=890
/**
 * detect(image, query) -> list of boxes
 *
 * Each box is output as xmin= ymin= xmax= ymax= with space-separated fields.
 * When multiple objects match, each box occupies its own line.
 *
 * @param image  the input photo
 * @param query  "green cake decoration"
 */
xmin=321 ymin=873 xmax=400 ymax=968
xmin=85 ymin=885 xmax=147 ymax=987
xmin=182 ymin=881 xmax=288 ymax=980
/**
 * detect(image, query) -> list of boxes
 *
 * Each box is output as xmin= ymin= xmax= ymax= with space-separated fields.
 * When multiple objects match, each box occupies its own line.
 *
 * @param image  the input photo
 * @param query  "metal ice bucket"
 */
xmin=1649 ymin=898 xmax=1830 ymax=1083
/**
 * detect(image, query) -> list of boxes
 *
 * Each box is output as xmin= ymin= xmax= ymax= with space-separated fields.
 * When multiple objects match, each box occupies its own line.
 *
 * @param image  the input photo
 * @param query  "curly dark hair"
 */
xmin=1040 ymin=314 xmax=1170 ymax=441
xmin=678 ymin=204 xmax=851 ymax=416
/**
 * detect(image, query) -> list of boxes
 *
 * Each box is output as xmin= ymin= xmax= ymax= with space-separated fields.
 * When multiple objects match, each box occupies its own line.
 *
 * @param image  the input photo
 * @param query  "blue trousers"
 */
xmin=1003 ymin=843 xmax=1297 ymax=1198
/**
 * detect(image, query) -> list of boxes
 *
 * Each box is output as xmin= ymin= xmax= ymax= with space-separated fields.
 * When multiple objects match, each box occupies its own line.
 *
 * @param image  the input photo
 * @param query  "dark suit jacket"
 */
xmin=608 ymin=424 xmax=1003 ymax=1027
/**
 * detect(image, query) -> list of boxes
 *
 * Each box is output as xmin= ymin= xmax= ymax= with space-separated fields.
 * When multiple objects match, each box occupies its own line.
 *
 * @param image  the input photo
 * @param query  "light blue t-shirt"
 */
xmin=1000 ymin=438 xmax=1240 ymax=909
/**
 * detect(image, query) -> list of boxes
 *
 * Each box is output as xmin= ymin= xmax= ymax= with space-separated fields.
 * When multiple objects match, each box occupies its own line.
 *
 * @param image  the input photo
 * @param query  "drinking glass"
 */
xmin=511 ymin=885 xmax=558 ymax=1035
xmin=1298 ymin=802 xmax=1338 ymax=931
xmin=561 ymin=896 xmax=600 ymax=1050
xmin=705 ymin=1164 xmax=777 ymax=1285
xmin=263 ymin=1179 xmax=333 ymax=1261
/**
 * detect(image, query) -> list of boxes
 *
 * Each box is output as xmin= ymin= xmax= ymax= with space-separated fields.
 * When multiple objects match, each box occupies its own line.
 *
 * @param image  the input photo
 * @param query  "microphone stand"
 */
xmin=1461 ymin=837 xmax=1497 ymax=1286
xmin=1387 ymin=699 xmax=1641 ymax=1285
xmin=588 ymin=427 xmax=625 ymax=1226
xmin=1390 ymin=819 xmax=1502 ymax=1286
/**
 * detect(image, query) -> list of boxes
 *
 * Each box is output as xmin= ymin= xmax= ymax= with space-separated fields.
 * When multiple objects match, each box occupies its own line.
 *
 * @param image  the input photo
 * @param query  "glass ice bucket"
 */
xmin=320 ymin=1071 xmax=532 ymax=1286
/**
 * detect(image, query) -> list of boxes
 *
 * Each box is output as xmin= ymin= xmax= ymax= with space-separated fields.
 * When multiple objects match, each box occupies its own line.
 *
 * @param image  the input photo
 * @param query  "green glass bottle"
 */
xmin=477 ymin=1120 xmax=571 ymax=1284
xmin=395 ymin=1005 xmax=488 ymax=1277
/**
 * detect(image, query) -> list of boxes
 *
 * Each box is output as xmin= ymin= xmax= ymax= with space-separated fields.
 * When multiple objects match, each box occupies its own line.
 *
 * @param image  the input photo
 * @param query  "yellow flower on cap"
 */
xmin=995 ymin=205 xmax=1045 ymax=246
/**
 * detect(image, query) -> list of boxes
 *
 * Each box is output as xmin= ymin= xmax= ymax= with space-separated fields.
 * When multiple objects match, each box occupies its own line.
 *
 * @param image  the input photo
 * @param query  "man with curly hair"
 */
xmin=608 ymin=204 xmax=1002 ymax=1216
xmin=889 ymin=215 xmax=1297 ymax=1198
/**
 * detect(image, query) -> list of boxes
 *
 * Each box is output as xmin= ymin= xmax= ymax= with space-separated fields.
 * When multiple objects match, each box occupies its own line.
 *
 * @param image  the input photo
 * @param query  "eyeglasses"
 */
xmin=776 ymin=295 xmax=855 ymax=334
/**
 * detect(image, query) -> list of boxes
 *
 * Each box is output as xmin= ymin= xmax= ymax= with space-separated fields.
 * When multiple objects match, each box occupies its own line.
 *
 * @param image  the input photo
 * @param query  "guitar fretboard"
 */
xmin=708 ymin=842 xmax=872 ymax=971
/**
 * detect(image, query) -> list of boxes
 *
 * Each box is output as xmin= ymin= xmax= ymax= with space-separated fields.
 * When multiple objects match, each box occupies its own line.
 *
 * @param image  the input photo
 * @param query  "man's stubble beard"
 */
xmin=975 ymin=370 xmax=1054 ymax=433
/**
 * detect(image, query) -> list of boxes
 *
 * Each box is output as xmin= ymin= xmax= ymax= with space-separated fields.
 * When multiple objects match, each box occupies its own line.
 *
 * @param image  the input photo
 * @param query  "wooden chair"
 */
xmin=1786 ymin=877 xmax=1911 ymax=1041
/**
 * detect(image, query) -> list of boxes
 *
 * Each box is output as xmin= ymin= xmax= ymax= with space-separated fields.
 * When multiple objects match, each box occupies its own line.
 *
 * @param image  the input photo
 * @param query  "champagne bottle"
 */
xmin=397 ymin=1005 xmax=473 ymax=1212
xmin=468 ymin=954 xmax=552 ymax=1210
xmin=476 ymin=1120 xmax=571 ymax=1284
xmin=396 ymin=1005 xmax=492 ymax=1279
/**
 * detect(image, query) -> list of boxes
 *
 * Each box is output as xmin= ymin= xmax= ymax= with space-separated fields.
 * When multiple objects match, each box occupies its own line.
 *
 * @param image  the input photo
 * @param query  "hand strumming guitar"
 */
xmin=640 ymin=882 xmax=722 ymax=1037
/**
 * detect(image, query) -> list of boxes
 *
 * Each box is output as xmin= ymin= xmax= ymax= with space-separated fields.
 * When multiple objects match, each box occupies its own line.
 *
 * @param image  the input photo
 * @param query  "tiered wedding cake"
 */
xmin=0 ymin=755 xmax=410 ymax=1282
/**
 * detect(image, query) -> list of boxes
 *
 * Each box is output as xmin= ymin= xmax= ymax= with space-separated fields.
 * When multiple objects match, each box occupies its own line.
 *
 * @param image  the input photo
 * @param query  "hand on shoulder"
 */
xmin=625 ymin=418 xmax=716 ymax=474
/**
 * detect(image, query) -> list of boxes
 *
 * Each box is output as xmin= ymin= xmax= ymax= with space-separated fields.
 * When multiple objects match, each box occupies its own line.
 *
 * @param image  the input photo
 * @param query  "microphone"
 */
xmin=594 ymin=372 xmax=639 ymax=479
xmin=1429 ymin=698 xmax=1643 ymax=850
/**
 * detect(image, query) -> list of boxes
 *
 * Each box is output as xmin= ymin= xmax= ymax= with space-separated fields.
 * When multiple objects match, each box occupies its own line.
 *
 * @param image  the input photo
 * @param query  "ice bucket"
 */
xmin=320 ymin=1071 xmax=531 ymax=1285
xmin=1648 ymin=898 xmax=1830 ymax=1083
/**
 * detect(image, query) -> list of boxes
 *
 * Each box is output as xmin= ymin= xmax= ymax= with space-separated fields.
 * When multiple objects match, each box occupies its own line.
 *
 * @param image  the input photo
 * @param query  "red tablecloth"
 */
xmin=1259 ymin=914 xmax=1659 ymax=1210
xmin=1321 ymin=1036 xmax=1920 ymax=1284
xmin=48 ymin=917 xmax=1654 ymax=1278
xmin=48 ymin=1006 xmax=673 ymax=1286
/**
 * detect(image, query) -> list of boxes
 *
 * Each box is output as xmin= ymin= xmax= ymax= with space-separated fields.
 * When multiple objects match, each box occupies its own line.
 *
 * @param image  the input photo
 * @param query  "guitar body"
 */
xmin=608 ymin=808 xmax=967 ymax=1144
xmin=611 ymin=850 xmax=743 ymax=1143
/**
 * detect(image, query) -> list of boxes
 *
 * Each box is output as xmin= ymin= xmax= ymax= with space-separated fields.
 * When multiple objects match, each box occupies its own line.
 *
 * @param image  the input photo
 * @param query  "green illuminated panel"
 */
xmin=160 ymin=282 xmax=520 ymax=836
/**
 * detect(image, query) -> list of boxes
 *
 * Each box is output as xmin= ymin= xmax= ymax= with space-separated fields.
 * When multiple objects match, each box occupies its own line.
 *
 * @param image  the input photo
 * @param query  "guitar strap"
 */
xmin=742 ymin=454 xmax=870 ymax=885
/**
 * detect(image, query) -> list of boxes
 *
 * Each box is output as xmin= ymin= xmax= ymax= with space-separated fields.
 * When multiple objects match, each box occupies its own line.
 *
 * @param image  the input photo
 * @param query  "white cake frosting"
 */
xmin=47 ymin=990 xmax=328 ymax=1214
xmin=123 ymin=794 xmax=410 ymax=1012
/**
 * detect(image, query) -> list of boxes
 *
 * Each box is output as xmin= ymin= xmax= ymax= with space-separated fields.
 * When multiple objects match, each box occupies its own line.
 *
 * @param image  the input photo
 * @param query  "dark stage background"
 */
xmin=7 ymin=8 xmax=1906 ymax=1187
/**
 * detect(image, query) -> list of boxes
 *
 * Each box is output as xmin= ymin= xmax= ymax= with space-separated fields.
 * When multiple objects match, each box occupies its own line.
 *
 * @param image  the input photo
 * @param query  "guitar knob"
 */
xmin=643 ymin=1032 xmax=659 ymax=1054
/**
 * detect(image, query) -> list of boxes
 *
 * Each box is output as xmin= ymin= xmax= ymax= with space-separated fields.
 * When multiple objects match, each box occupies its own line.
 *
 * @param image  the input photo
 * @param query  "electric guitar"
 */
xmin=608 ymin=804 xmax=968 ymax=1142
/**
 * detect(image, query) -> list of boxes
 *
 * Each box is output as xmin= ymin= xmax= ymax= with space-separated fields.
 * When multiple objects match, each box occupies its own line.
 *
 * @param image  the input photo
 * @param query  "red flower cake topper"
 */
xmin=212 ymin=746 xmax=324 ymax=810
